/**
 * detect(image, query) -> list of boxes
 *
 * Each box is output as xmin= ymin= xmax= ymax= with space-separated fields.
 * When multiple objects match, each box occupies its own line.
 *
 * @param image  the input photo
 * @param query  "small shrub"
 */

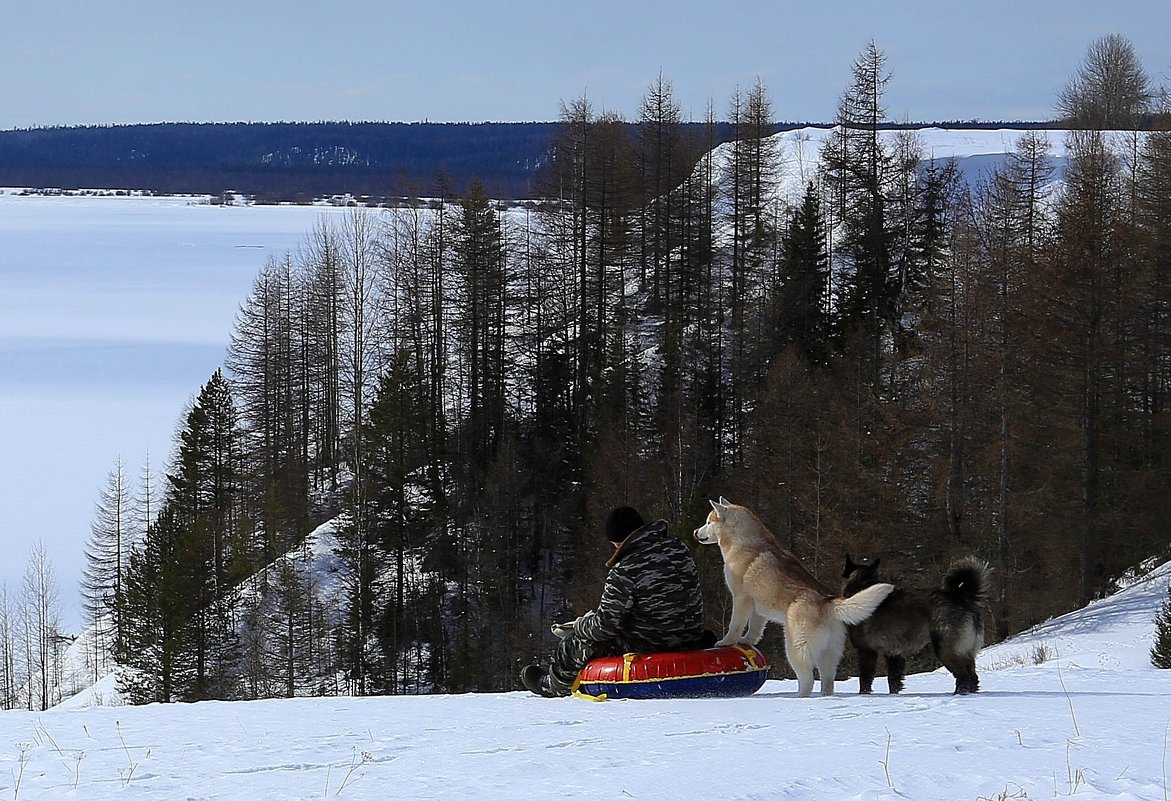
xmin=1150 ymin=583 xmax=1171 ymax=669
xmin=986 ymin=642 xmax=1053 ymax=671
xmin=1030 ymin=643 xmax=1053 ymax=665
xmin=976 ymin=784 xmax=1029 ymax=801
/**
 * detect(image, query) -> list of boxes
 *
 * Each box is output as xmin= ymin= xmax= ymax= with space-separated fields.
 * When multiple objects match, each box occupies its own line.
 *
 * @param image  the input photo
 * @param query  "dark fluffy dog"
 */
xmin=841 ymin=555 xmax=990 ymax=694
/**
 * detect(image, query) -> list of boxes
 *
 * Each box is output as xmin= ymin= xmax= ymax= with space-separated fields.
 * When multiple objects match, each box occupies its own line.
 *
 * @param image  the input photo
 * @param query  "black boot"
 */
xmin=520 ymin=665 xmax=560 ymax=698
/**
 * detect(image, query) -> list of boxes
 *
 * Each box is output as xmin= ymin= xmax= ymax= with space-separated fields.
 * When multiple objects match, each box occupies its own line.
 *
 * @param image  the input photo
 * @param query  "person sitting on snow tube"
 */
xmin=520 ymin=505 xmax=710 ymax=698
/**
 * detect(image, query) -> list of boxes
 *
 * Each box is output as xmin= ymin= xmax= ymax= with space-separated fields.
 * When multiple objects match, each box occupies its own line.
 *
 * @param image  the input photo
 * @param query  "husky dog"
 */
xmin=693 ymin=498 xmax=895 ymax=697
xmin=841 ymin=555 xmax=990 ymax=694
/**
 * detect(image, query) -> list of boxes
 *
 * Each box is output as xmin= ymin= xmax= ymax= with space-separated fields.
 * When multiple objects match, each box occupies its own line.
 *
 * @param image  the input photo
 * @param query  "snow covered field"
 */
xmin=4 ymin=560 xmax=1169 ymax=800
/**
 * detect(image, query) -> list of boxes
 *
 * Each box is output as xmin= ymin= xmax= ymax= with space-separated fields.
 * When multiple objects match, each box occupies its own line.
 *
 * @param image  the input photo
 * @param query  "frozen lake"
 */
xmin=0 ymin=191 xmax=348 ymax=628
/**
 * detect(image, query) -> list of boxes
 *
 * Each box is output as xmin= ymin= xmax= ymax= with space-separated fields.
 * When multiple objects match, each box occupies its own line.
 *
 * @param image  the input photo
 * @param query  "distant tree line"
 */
xmin=0 ymin=119 xmax=1090 ymax=204
xmin=50 ymin=35 xmax=1171 ymax=704
xmin=0 ymin=121 xmax=735 ymax=202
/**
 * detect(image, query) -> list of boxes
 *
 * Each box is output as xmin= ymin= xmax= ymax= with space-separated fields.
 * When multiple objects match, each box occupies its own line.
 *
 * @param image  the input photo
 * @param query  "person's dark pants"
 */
xmin=547 ymin=634 xmax=622 ymax=696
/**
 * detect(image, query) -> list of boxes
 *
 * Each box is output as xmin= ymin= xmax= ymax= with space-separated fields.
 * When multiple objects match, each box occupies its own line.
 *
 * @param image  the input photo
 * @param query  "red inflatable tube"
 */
xmin=573 ymin=645 xmax=770 ymax=700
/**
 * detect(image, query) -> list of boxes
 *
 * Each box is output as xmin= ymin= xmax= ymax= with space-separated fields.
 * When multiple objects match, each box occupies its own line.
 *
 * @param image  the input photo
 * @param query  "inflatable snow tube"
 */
xmin=573 ymin=645 xmax=770 ymax=700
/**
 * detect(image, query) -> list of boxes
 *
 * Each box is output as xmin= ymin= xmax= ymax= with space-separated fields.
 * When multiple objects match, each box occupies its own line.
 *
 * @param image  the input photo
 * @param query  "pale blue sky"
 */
xmin=1 ymin=1 xmax=1168 ymax=129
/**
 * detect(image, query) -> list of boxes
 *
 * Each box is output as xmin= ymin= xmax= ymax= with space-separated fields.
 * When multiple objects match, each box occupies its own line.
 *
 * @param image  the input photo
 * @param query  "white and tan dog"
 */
xmin=694 ymin=498 xmax=895 ymax=697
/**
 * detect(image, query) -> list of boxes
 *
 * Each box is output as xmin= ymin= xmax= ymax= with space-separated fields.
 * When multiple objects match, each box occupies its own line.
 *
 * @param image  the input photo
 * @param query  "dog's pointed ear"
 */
xmin=708 ymin=498 xmax=722 ymax=518
xmin=718 ymin=495 xmax=730 ymax=507
xmin=844 ymin=554 xmax=856 ymax=577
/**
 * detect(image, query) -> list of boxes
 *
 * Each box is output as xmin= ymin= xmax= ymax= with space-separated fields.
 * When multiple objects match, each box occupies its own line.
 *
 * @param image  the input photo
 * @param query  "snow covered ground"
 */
xmin=4 ymin=561 xmax=1169 ymax=800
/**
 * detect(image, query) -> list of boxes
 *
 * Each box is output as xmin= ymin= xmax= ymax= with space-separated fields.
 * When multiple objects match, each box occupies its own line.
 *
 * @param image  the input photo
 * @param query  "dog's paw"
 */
xmin=715 ymin=636 xmax=736 ymax=648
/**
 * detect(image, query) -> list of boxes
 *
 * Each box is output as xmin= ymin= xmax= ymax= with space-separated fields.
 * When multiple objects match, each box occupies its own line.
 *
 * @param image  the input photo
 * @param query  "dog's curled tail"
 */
xmin=831 ymin=582 xmax=895 ymax=625
xmin=941 ymin=557 xmax=991 ymax=607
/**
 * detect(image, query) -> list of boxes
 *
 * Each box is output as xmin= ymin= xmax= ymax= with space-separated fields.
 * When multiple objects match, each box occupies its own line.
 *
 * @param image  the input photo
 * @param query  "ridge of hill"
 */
xmin=0 ymin=121 xmax=588 ymax=201
xmin=0 ymin=121 xmax=562 ymax=200
xmin=0 ymin=120 xmax=1053 ymax=201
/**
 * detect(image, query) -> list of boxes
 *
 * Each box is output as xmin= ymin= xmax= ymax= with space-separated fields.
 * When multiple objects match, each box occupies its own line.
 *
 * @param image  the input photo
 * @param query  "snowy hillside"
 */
xmin=725 ymin=126 xmax=1076 ymax=207
xmin=2 ymin=562 xmax=1168 ymax=800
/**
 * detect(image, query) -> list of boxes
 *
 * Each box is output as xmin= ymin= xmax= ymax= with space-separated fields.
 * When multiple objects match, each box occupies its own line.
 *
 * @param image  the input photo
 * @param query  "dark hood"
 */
xmin=606 ymin=520 xmax=669 ymax=568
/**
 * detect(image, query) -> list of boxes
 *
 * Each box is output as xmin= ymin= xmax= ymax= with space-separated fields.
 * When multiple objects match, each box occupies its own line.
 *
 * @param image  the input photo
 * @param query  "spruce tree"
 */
xmin=118 ymin=505 xmax=192 ymax=703
xmin=1151 ymin=584 xmax=1171 ymax=669
xmin=120 ymin=372 xmax=243 ymax=702
xmin=332 ymin=507 xmax=385 ymax=696
xmin=361 ymin=350 xmax=430 ymax=692
xmin=775 ymin=182 xmax=831 ymax=365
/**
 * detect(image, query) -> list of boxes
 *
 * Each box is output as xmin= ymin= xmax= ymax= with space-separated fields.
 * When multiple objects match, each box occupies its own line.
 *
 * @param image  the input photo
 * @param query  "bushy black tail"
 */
xmin=940 ymin=557 xmax=990 ymax=608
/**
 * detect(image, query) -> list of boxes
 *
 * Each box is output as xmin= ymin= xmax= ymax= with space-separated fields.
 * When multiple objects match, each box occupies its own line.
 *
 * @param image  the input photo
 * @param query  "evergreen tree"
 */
xmin=1151 ymin=584 xmax=1171 ymax=668
xmin=361 ymin=350 xmax=433 ymax=692
xmin=119 ymin=504 xmax=198 ymax=703
xmin=332 ymin=507 xmax=386 ymax=696
xmin=774 ymin=182 xmax=831 ymax=365
xmin=121 ymin=372 xmax=243 ymax=702
xmin=904 ymin=157 xmax=961 ymax=315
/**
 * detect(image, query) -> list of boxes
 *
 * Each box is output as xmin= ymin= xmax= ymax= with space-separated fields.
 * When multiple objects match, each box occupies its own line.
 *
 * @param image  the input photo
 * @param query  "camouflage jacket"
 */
xmin=573 ymin=520 xmax=706 ymax=653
